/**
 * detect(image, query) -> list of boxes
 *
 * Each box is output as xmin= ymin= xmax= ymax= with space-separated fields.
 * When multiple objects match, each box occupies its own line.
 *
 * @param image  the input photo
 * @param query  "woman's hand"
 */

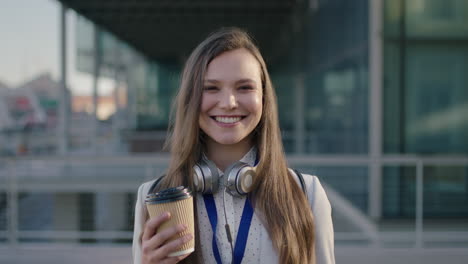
xmin=141 ymin=212 xmax=193 ymax=264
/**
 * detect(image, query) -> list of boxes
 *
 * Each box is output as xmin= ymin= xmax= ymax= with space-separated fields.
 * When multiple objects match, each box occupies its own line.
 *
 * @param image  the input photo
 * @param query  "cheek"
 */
xmin=200 ymin=95 xmax=213 ymax=113
xmin=249 ymin=94 xmax=263 ymax=116
xmin=200 ymin=94 xmax=217 ymax=113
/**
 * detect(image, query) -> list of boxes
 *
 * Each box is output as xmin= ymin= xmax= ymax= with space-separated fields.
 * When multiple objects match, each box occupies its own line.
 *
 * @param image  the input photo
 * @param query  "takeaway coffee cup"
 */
xmin=145 ymin=186 xmax=195 ymax=257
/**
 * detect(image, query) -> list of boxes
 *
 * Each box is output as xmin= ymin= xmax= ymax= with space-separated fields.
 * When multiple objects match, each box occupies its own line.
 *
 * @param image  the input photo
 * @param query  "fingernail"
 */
xmin=164 ymin=212 xmax=170 ymax=218
xmin=179 ymin=224 xmax=187 ymax=231
xmin=185 ymin=234 xmax=193 ymax=242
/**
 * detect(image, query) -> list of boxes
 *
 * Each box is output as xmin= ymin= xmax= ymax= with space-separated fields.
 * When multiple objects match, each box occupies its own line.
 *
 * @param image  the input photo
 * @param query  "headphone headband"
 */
xmin=193 ymin=158 xmax=219 ymax=194
xmin=193 ymin=159 xmax=256 ymax=197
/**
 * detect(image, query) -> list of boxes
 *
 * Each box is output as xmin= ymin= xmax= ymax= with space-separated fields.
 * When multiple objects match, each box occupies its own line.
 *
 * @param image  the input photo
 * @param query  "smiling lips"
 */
xmin=212 ymin=116 xmax=245 ymax=124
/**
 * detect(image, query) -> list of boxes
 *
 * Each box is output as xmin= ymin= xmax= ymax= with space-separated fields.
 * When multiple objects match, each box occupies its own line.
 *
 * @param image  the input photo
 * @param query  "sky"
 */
xmin=0 ymin=0 xmax=114 ymax=95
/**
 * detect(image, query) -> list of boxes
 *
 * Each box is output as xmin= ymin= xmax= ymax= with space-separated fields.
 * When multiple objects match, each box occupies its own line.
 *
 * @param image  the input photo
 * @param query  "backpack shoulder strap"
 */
xmin=293 ymin=169 xmax=306 ymax=194
xmin=148 ymin=174 xmax=166 ymax=195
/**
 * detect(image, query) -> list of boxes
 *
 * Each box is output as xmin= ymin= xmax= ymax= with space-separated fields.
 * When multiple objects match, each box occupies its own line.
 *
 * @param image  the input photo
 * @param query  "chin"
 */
xmin=214 ymin=138 xmax=243 ymax=146
xmin=211 ymin=135 xmax=247 ymax=146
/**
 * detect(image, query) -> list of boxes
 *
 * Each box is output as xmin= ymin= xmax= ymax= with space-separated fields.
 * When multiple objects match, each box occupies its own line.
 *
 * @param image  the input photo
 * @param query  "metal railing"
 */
xmin=1 ymin=154 xmax=468 ymax=248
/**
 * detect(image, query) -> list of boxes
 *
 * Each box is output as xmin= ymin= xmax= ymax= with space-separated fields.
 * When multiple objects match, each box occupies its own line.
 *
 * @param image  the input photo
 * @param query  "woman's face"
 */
xmin=199 ymin=48 xmax=263 ymax=149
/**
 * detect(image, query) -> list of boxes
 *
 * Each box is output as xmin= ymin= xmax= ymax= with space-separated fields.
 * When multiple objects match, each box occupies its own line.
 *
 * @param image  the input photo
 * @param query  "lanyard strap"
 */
xmin=233 ymin=197 xmax=254 ymax=263
xmin=203 ymin=194 xmax=223 ymax=264
xmin=203 ymin=194 xmax=254 ymax=264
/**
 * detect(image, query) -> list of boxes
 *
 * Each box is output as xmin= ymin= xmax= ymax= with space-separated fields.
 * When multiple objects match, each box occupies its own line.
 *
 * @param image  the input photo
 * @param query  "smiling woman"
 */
xmin=132 ymin=28 xmax=335 ymax=264
xmin=199 ymin=48 xmax=263 ymax=169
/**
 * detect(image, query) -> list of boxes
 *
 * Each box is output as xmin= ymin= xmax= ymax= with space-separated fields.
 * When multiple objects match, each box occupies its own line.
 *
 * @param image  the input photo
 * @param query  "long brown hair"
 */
xmin=159 ymin=27 xmax=316 ymax=264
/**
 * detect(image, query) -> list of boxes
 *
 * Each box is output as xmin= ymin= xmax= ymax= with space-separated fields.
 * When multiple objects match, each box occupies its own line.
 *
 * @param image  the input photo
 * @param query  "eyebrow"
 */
xmin=204 ymin=78 xmax=257 ymax=84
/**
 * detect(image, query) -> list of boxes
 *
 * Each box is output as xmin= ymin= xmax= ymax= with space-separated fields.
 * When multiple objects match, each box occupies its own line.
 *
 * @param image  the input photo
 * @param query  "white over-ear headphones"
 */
xmin=193 ymin=158 xmax=256 ymax=197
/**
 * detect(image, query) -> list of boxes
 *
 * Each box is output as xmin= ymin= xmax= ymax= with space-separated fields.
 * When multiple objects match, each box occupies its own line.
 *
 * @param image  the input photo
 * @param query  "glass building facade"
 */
xmin=383 ymin=0 xmax=468 ymax=218
xmin=1 ymin=0 xmax=468 ymax=254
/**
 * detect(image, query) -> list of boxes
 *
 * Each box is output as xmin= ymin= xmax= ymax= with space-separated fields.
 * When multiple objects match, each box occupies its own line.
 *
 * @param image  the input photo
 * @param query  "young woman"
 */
xmin=133 ymin=28 xmax=335 ymax=264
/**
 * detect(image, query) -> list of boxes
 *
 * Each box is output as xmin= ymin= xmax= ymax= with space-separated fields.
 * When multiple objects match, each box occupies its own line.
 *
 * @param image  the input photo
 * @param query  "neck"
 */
xmin=205 ymin=137 xmax=253 ymax=171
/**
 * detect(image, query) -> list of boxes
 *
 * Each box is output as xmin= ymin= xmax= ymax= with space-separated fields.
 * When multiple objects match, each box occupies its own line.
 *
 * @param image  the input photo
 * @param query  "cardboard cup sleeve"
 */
xmin=145 ymin=186 xmax=195 ymax=257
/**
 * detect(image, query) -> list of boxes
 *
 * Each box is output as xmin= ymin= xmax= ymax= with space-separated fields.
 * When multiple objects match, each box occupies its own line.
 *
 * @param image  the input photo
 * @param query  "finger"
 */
xmin=161 ymin=252 xmax=192 ymax=264
xmin=142 ymin=212 xmax=171 ymax=242
xmin=157 ymin=233 xmax=193 ymax=260
xmin=148 ymin=223 xmax=188 ymax=250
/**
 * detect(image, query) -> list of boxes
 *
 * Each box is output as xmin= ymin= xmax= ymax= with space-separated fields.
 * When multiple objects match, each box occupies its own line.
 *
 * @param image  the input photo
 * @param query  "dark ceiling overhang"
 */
xmin=58 ymin=0 xmax=307 ymax=64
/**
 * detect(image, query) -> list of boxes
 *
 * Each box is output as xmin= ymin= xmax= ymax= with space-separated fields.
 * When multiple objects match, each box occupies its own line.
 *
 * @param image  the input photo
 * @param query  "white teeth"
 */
xmin=215 ymin=116 xmax=242 ymax=124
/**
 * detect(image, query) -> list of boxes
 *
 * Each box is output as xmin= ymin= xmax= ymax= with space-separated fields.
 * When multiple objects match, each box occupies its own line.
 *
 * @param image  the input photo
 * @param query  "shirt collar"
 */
xmin=202 ymin=146 xmax=258 ymax=175
xmin=239 ymin=146 xmax=258 ymax=167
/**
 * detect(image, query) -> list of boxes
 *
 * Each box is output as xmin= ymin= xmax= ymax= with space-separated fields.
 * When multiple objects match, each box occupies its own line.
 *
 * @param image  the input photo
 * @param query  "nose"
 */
xmin=219 ymin=90 xmax=237 ymax=109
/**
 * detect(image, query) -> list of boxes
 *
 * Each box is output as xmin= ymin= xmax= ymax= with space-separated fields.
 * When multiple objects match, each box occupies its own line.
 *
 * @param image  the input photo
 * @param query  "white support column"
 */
xmin=7 ymin=161 xmax=18 ymax=246
xmin=369 ymin=0 xmax=384 ymax=220
xmin=415 ymin=161 xmax=424 ymax=248
xmin=123 ymin=60 xmax=134 ymax=131
xmin=295 ymin=73 xmax=306 ymax=154
xmin=95 ymin=193 xmax=126 ymax=231
xmin=112 ymin=75 xmax=120 ymax=151
xmin=92 ymin=25 xmax=101 ymax=153
xmin=112 ymin=43 xmax=123 ymax=151
xmin=53 ymin=193 xmax=79 ymax=242
xmin=58 ymin=4 xmax=69 ymax=155
xmin=127 ymin=64 xmax=137 ymax=130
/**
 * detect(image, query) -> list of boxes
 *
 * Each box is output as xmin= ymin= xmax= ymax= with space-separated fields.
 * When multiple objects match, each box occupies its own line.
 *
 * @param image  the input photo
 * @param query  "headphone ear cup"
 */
xmin=238 ymin=166 xmax=255 ymax=194
xmin=225 ymin=162 xmax=256 ymax=197
xmin=193 ymin=159 xmax=220 ymax=194
xmin=193 ymin=164 xmax=204 ymax=193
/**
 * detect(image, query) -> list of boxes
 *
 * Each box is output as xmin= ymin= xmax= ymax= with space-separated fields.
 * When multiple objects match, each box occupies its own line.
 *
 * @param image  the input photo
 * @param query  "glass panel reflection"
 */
xmin=17 ymin=191 xmax=135 ymax=243
xmin=0 ymin=192 xmax=6 ymax=231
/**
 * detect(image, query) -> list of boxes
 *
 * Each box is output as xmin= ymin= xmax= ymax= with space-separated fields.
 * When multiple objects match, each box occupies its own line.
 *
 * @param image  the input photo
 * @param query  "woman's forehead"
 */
xmin=204 ymin=49 xmax=262 ymax=83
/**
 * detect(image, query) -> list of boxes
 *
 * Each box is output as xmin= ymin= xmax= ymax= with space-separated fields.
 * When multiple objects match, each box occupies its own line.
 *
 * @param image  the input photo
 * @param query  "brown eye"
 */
xmin=239 ymin=85 xmax=254 ymax=90
xmin=203 ymin=86 xmax=218 ymax=91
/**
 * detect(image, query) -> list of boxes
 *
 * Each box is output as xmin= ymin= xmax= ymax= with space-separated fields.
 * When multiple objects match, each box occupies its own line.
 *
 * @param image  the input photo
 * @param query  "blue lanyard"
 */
xmin=203 ymin=194 xmax=254 ymax=264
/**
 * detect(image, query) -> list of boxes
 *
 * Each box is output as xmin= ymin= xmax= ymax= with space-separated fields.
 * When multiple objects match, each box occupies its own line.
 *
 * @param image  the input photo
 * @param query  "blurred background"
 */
xmin=1 ymin=0 xmax=467 ymax=263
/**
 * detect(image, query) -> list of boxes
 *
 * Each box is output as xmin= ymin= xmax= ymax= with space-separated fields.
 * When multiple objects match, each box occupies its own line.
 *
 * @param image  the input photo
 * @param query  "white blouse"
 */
xmin=132 ymin=150 xmax=335 ymax=264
